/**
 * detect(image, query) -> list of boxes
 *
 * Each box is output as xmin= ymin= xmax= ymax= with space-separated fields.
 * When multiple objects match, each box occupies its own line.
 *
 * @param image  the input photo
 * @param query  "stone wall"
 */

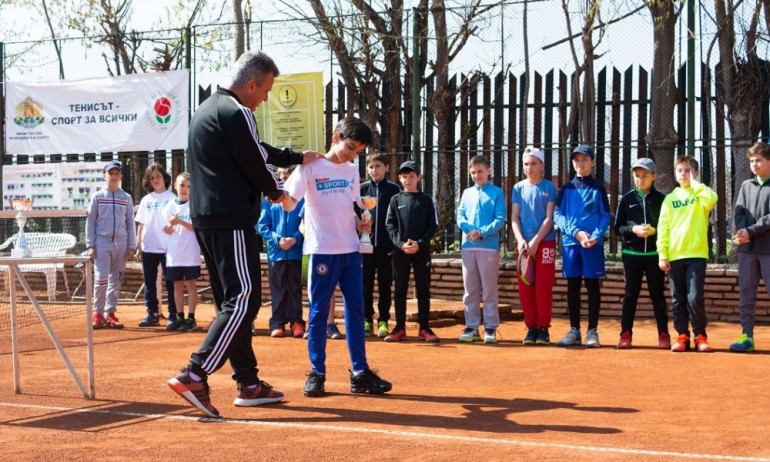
xmin=118 ymin=256 xmax=768 ymax=323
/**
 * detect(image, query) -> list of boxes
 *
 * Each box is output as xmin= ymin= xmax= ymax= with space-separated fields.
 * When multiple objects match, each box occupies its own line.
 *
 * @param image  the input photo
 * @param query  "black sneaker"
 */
xmin=166 ymin=315 xmax=182 ymax=331
xmin=350 ymin=369 xmax=392 ymax=395
xmin=179 ymin=319 xmax=198 ymax=332
xmin=304 ymin=371 xmax=326 ymax=397
xmin=138 ymin=314 xmax=160 ymax=327
xmin=536 ymin=328 xmax=551 ymax=345
xmin=522 ymin=328 xmax=538 ymax=345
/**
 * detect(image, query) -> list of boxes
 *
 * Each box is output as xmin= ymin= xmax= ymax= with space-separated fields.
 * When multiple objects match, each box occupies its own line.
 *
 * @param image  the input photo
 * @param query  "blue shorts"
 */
xmin=166 ymin=266 xmax=201 ymax=281
xmin=562 ymin=244 xmax=605 ymax=278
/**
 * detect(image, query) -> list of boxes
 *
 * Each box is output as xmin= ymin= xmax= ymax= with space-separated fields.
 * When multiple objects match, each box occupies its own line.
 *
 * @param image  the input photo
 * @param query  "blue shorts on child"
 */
xmin=166 ymin=266 xmax=201 ymax=281
xmin=562 ymin=245 xmax=605 ymax=278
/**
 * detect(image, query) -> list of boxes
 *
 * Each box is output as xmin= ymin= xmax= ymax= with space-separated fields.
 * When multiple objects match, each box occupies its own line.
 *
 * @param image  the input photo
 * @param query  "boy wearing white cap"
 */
xmin=614 ymin=157 xmax=670 ymax=349
xmin=511 ymin=147 xmax=558 ymax=345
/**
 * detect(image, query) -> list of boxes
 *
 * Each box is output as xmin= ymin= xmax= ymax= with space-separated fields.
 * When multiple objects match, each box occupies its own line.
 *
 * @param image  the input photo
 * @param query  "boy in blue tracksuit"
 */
xmin=554 ymin=145 xmax=611 ymax=348
xmin=258 ymin=166 xmax=305 ymax=338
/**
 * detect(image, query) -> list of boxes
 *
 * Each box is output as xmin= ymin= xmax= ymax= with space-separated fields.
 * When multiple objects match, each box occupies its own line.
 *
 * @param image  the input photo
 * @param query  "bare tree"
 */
xmin=709 ymin=0 xmax=770 ymax=195
xmin=644 ymin=0 xmax=683 ymax=193
xmin=232 ymin=0 xmax=245 ymax=60
xmin=559 ymin=0 xmax=602 ymax=183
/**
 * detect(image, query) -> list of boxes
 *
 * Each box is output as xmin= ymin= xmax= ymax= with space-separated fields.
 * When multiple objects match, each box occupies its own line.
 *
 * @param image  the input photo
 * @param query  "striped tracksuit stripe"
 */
xmin=192 ymin=229 xmax=262 ymax=384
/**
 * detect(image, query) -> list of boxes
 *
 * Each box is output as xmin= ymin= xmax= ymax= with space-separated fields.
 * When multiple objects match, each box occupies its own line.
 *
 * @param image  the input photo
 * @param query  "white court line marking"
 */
xmin=2 ymin=402 xmax=769 ymax=461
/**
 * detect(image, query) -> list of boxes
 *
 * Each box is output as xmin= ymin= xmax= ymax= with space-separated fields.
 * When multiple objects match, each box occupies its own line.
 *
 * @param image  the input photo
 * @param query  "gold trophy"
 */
xmin=9 ymin=197 xmax=34 ymax=258
xmin=359 ymin=196 xmax=378 ymax=254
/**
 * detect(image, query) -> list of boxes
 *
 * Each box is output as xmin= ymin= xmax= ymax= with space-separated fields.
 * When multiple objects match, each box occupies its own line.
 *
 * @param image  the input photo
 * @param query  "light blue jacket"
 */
xmin=457 ymin=182 xmax=506 ymax=251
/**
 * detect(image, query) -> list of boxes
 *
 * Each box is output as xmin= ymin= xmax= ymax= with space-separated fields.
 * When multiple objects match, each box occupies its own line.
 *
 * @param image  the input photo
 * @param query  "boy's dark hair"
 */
xmin=748 ymin=142 xmax=770 ymax=161
xmin=142 ymin=163 xmax=172 ymax=192
xmin=366 ymin=152 xmax=390 ymax=166
xmin=675 ymin=155 xmax=699 ymax=172
xmin=334 ymin=117 xmax=373 ymax=146
xmin=469 ymin=155 xmax=490 ymax=168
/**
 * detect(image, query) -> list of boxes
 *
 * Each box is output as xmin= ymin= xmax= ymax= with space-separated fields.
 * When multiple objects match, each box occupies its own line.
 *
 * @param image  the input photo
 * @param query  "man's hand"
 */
xmin=357 ymin=219 xmax=372 ymax=235
xmin=302 ymin=150 xmax=323 ymax=163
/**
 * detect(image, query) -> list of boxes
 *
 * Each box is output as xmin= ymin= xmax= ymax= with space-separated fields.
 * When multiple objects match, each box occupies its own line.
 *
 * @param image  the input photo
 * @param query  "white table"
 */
xmin=2 ymin=256 xmax=94 ymax=399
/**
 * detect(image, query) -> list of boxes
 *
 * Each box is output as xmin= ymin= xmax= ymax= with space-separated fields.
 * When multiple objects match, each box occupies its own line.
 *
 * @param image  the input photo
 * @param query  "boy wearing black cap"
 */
xmin=614 ymin=157 xmax=670 ymax=349
xmin=384 ymin=160 xmax=440 ymax=342
xmin=554 ymin=145 xmax=611 ymax=348
xmin=86 ymin=160 xmax=137 ymax=329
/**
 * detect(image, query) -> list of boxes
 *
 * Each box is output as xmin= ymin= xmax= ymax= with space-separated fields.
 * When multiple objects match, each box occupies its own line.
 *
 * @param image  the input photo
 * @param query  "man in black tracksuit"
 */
xmin=359 ymin=153 xmax=401 ymax=337
xmin=384 ymin=161 xmax=439 ymax=342
xmin=613 ymin=157 xmax=670 ymax=349
xmin=167 ymin=51 xmax=320 ymax=417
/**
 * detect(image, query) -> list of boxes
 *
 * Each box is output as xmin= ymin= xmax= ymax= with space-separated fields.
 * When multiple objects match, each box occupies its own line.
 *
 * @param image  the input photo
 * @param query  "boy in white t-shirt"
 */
xmin=282 ymin=117 xmax=392 ymax=398
xmin=163 ymin=172 xmax=202 ymax=332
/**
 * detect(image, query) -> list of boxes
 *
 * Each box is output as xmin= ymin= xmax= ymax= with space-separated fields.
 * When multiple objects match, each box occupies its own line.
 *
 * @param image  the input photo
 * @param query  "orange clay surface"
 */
xmin=1 ymin=300 xmax=769 ymax=461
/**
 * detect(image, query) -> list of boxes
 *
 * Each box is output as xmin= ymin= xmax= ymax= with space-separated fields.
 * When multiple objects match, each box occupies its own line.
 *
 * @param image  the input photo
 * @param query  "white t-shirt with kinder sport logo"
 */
xmin=284 ymin=158 xmax=361 ymax=255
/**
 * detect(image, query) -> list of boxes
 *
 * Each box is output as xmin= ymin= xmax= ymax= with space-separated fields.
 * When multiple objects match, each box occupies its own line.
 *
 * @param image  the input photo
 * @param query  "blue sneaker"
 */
xmin=729 ymin=334 xmax=755 ymax=353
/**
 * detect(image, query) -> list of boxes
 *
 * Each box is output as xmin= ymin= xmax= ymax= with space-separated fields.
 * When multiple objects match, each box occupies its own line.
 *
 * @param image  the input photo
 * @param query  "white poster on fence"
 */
xmin=4 ymin=70 xmax=189 ymax=154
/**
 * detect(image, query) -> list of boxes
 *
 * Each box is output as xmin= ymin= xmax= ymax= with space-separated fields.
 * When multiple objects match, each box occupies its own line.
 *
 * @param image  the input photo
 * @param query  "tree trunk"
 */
xmin=233 ymin=0 xmax=245 ymax=60
xmin=645 ymin=0 xmax=680 ymax=193
xmin=430 ymin=0 xmax=455 ymax=252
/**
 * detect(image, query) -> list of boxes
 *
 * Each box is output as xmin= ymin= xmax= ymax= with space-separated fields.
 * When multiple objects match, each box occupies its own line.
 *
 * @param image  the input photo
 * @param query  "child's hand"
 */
xmin=467 ymin=230 xmax=481 ymax=241
xmin=402 ymin=239 xmax=419 ymax=254
xmin=581 ymin=238 xmax=597 ymax=248
xmin=632 ymin=224 xmax=654 ymax=238
xmin=732 ymin=228 xmax=750 ymax=245
xmin=527 ymin=238 xmax=540 ymax=256
xmin=575 ymin=230 xmax=590 ymax=244
xmin=659 ymin=259 xmax=670 ymax=272
xmin=279 ymin=237 xmax=296 ymax=250
xmin=124 ymin=249 xmax=134 ymax=260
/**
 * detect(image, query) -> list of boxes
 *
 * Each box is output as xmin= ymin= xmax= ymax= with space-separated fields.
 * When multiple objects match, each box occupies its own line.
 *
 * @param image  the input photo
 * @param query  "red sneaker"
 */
xmin=291 ymin=323 xmax=305 ymax=338
xmin=104 ymin=313 xmax=124 ymax=329
xmin=418 ymin=328 xmax=440 ymax=343
xmin=617 ymin=331 xmax=632 ymax=349
xmin=671 ymin=333 xmax=691 ymax=352
xmin=658 ymin=332 xmax=671 ymax=350
xmin=92 ymin=313 xmax=105 ymax=329
xmin=233 ymin=381 xmax=284 ymax=406
xmin=270 ymin=328 xmax=285 ymax=338
xmin=384 ymin=327 xmax=406 ymax=342
xmin=695 ymin=334 xmax=713 ymax=352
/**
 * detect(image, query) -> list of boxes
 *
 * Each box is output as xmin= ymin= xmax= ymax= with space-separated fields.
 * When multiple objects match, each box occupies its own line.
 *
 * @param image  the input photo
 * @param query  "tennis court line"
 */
xmin=2 ymin=401 xmax=768 ymax=461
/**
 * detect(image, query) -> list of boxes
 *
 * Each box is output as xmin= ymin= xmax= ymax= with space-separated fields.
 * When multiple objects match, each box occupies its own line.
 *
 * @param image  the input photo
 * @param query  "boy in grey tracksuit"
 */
xmin=86 ymin=160 xmax=136 ymax=329
xmin=730 ymin=142 xmax=770 ymax=353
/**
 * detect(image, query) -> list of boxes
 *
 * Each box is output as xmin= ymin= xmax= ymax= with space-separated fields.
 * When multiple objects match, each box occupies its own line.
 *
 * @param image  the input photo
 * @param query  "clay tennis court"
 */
xmin=1 ymin=300 xmax=769 ymax=461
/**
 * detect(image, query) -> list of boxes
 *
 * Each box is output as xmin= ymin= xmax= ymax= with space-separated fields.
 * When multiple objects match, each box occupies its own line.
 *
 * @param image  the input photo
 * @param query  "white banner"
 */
xmin=5 ymin=70 xmax=189 ymax=154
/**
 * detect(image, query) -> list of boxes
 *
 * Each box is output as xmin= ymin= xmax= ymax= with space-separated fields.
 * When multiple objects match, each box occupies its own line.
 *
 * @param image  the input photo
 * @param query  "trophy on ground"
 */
xmin=9 ymin=197 xmax=34 ymax=258
xmin=358 ymin=196 xmax=378 ymax=254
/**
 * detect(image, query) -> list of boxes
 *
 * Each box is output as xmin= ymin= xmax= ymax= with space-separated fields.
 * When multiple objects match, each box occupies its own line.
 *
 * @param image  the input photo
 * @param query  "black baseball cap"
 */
xmin=399 ymin=160 xmax=420 ymax=175
xmin=103 ymin=160 xmax=123 ymax=173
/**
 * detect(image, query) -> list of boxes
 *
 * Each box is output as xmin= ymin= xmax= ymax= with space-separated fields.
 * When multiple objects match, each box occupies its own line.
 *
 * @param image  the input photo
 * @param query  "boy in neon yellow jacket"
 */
xmin=657 ymin=155 xmax=718 ymax=353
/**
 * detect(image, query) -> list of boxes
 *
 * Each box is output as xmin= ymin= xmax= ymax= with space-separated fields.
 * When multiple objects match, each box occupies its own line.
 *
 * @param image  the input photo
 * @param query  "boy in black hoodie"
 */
xmin=614 ymin=157 xmax=670 ymax=349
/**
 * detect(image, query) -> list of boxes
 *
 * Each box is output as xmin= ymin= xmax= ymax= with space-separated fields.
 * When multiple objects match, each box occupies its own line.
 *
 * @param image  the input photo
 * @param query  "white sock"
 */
xmin=189 ymin=371 xmax=202 ymax=382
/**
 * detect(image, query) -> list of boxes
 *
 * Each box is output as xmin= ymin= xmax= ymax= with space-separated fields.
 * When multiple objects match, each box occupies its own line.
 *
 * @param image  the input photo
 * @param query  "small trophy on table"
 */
xmin=9 ymin=197 xmax=34 ymax=258
xmin=358 ymin=196 xmax=378 ymax=254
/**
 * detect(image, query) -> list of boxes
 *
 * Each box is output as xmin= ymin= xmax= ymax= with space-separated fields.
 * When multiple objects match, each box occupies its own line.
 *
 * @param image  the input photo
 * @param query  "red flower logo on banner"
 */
xmin=154 ymin=97 xmax=172 ymax=124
